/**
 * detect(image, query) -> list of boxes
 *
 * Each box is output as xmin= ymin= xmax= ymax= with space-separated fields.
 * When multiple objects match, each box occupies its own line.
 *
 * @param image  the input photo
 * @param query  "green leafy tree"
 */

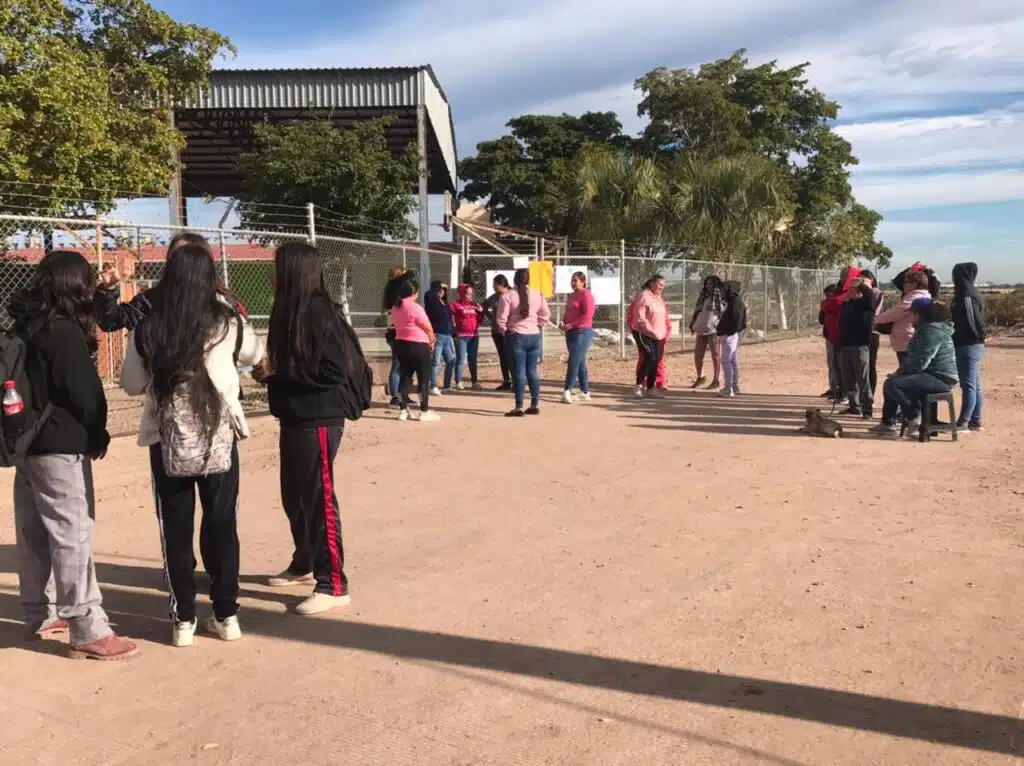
xmin=0 ymin=0 xmax=232 ymax=219
xmin=459 ymin=112 xmax=632 ymax=234
xmin=236 ymin=118 xmax=419 ymax=318
xmin=636 ymin=50 xmax=889 ymax=270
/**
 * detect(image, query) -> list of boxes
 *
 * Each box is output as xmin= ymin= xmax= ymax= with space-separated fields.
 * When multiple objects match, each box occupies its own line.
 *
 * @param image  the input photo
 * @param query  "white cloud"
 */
xmin=853 ymin=169 xmax=1024 ymax=211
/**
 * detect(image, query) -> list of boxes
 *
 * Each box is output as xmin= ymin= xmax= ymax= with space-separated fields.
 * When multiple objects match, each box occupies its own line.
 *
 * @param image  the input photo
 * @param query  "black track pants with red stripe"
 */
xmin=279 ymin=424 xmax=348 ymax=596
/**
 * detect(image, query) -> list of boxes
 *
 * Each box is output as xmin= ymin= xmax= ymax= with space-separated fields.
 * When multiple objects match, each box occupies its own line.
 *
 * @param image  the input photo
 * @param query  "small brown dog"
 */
xmin=800 ymin=408 xmax=843 ymax=438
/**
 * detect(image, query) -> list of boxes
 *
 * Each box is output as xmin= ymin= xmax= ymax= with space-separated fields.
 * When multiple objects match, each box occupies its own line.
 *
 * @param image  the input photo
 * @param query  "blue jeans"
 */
xmin=564 ymin=329 xmax=594 ymax=393
xmin=431 ymin=333 xmax=455 ymax=389
xmin=881 ymin=373 xmax=952 ymax=424
xmin=388 ymin=351 xmax=401 ymax=399
xmin=509 ymin=333 xmax=541 ymax=409
xmin=954 ymin=344 xmax=984 ymax=426
xmin=454 ymin=336 xmax=479 ymax=384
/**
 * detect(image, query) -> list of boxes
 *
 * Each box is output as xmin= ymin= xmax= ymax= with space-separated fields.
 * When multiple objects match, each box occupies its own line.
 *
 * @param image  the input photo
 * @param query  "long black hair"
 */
xmin=387 ymin=273 xmax=420 ymax=309
xmin=167 ymin=231 xmax=243 ymax=308
xmin=513 ymin=268 xmax=530 ymax=318
xmin=23 ymin=250 xmax=97 ymax=349
xmin=138 ymin=244 xmax=233 ymax=436
xmin=268 ymin=241 xmax=343 ymax=378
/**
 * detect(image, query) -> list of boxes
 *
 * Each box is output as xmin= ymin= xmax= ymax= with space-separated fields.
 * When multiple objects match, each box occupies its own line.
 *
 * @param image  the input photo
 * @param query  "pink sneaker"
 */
xmin=68 ymin=633 xmax=140 ymax=661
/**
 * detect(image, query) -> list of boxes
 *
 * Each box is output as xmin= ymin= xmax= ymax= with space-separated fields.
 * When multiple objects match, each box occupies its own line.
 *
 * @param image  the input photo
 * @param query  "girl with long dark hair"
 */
xmin=388 ymin=272 xmax=439 ymax=422
xmin=482 ymin=274 xmax=512 ymax=390
xmin=496 ymin=268 xmax=551 ymax=417
xmin=688 ymin=275 xmax=724 ymax=389
xmin=8 ymin=251 xmax=138 ymax=660
xmin=257 ymin=242 xmax=363 ymax=614
xmin=121 ymin=245 xmax=264 ymax=646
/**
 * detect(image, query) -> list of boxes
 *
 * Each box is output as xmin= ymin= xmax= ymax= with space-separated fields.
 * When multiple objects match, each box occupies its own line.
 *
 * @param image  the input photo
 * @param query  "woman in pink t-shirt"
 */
xmin=496 ymin=268 xmax=551 ymax=417
xmin=631 ymin=274 xmax=668 ymax=397
xmin=559 ymin=271 xmax=596 ymax=404
xmin=387 ymin=273 xmax=439 ymax=422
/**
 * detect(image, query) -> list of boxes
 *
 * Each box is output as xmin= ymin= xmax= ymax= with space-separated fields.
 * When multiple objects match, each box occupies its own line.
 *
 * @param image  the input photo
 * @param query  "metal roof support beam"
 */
xmin=417 ymin=70 xmax=430 ymax=285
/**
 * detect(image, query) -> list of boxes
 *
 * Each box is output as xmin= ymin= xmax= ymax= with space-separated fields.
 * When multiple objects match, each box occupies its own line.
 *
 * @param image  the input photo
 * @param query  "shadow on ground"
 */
xmin=0 ymin=548 xmax=1018 ymax=756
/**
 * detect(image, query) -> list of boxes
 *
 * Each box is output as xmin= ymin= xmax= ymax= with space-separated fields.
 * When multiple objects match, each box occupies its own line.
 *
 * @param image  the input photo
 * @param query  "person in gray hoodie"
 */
xmin=951 ymin=263 xmax=986 ymax=431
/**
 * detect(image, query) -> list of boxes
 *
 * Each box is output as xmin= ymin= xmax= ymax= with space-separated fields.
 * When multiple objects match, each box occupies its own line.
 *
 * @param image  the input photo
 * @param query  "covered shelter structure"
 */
xmin=170 ymin=65 xmax=458 ymax=279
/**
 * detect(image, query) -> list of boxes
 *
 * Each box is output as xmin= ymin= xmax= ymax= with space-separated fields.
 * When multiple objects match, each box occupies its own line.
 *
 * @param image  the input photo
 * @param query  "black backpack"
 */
xmin=0 ymin=329 xmax=54 ymax=468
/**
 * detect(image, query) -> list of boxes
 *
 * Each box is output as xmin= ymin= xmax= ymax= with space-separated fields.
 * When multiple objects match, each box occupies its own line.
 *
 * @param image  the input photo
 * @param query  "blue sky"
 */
xmin=137 ymin=0 xmax=1024 ymax=282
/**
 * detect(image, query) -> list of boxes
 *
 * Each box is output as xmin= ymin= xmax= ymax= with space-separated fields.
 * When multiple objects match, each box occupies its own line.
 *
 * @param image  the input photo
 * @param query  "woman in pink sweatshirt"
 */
xmin=497 ymin=268 xmax=551 ymax=417
xmin=631 ymin=274 xmax=668 ymax=397
xmin=450 ymin=283 xmax=484 ymax=390
xmin=874 ymin=269 xmax=931 ymax=367
xmin=559 ymin=271 xmax=596 ymax=403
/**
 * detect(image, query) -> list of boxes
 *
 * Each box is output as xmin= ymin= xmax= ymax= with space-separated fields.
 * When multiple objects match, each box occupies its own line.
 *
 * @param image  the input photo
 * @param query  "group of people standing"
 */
xmin=384 ymin=267 xmax=597 ymax=418
xmin=7 ymin=234 xmax=365 ymax=661
xmin=818 ymin=261 xmax=987 ymax=436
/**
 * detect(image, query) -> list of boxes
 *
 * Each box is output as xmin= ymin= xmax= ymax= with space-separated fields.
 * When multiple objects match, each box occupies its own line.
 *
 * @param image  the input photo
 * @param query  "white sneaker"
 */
xmin=172 ymin=619 xmax=197 ymax=648
xmin=430 ymin=387 xmax=443 ymax=396
xmin=562 ymin=390 xmax=574 ymax=404
xmin=578 ymin=392 xmax=591 ymax=402
xmin=204 ymin=615 xmax=241 ymax=642
xmin=718 ymin=389 xmax=735 ymax=398
xmin=295 ymin=592 xmax=352 ymax=616
xmin=398 ymin=408 xmax=411 ymax=421
xmin=456 ymin=382 xmax=466 ymax=390
xmin=634 ymin=385 xmax=645 ymax=398
xmin=268 ymin=570 xmax=315 ymax=587
xmin=418 ymin=410 xmax=441 ymax=423
xmin=905 ymin=418 xmax=921 ymax=438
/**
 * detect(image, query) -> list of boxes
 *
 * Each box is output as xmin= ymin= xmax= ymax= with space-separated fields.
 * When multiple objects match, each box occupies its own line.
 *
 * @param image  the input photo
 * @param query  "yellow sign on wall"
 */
xmin=528 ymin=260 xmax=555 ymax=298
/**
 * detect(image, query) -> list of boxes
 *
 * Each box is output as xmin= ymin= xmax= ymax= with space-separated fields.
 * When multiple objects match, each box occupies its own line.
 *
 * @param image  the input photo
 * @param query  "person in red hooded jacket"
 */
xmin=821 ymin=266 xmax=863 ymax=399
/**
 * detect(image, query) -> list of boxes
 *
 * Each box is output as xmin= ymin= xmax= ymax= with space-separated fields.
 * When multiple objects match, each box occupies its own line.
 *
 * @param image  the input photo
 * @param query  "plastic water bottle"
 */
xmin=2 ymin=380 xmax=27 ymax=442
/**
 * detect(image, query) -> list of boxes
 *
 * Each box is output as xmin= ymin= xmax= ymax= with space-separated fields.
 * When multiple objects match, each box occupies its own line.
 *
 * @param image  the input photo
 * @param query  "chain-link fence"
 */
xmin=1 ymin=212 xmax=839 ymax=390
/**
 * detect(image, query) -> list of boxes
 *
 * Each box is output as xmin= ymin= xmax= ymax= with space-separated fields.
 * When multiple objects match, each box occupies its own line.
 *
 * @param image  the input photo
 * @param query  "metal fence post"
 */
xmin=306 ymin=202 xmax=317 ymax=245
xmin=618 ymin=240 xmax=626 ymax=360
xmin=219 ymin=230 xmax=230 ymax=289
xmin=796 ymin=274 xmax=801 ymax=333
xmin=680 ymin=258 xmax=687 ymax=353
xmin=763 ymin=265 xmax=769 ymax=343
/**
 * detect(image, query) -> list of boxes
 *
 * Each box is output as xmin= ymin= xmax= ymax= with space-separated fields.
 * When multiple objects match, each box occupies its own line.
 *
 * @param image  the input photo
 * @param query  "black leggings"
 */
xmin=491 ymin=330 xmax=511 ymax=384
xmin=393 ymin=339 xmax=432 ymax=411
xmin=633 ymin=332 xmax=662 ymax=389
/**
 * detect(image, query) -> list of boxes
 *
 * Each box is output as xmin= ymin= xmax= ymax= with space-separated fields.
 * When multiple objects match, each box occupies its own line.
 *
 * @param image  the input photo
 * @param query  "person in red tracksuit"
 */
xmin=628 ymin=292 xmax=670 ymax=389
xmin=821 ymin=266 xmax=863 ymax=401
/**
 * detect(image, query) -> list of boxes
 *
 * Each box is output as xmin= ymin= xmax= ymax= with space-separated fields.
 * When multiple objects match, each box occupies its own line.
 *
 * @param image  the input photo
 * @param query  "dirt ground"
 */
xmin=0 ymin=336 xmax=1021 ymax=766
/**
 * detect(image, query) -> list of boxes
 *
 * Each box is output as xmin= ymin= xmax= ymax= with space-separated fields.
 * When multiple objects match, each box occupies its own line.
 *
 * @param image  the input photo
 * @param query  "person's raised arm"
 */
xmin=875 ymin=294 xmax=913 ymax=326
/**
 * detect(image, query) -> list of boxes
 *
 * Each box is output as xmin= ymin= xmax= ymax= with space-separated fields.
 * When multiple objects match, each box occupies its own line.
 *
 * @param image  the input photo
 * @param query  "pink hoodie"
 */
xmin=875 ymin=288 xmax=931 ymax=352
xmin=497 ymin=288 xmax=551 ymax=335
xmin=633 ymin=289 xmax=668 ymax=341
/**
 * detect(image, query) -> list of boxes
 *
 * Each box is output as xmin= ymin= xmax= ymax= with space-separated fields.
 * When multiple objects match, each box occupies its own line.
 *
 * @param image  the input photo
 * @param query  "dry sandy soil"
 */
xmin=0 ymin=335 xmax=1021 ymax=766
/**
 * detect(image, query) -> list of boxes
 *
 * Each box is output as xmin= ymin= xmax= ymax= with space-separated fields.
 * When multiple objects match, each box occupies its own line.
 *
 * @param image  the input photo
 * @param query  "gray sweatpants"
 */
xmin=839 ymin=345 xmax=873 ymax=414
xmin=14 ymin=454 xmax=111 ymax=645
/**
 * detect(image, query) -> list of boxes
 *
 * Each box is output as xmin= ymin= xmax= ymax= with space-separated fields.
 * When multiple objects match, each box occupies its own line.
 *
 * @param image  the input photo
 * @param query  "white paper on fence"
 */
xmin=590 ymin=276 xmax=621 ymax=306
xmin=449 ymin=253 xmax=460 ymax=291
xmin=512 ymin=256 xmax=530 ymax=270
xmin=485 ymin=270 xmax=517 ymax=297
xmin=555 ymin=265 xmax=589 ymax=294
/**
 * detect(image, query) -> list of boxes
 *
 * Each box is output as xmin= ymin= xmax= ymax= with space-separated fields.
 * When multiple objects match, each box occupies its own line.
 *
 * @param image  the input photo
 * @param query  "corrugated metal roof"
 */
xmin=185 ymin=68 xmax=421 ymax=110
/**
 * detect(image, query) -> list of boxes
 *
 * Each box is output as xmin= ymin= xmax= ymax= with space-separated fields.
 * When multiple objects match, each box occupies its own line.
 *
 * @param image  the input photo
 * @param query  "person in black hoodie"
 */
xmin=424 ymin=279 xmax=455 ymax=394
xmin=260 ymin=242 xmax=360 ymax=616
xmin=951 ymin=262 xmax=986 ymax=431
xmin=715 ymin=280 xmax=748 ymax=397
xmin=7 ymin=251 xmax=138 ymax=660
xmin=481 ymin=274 xmax=512 ymax=390
xmin=837 ymin=281 xmax=878 ymax=417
